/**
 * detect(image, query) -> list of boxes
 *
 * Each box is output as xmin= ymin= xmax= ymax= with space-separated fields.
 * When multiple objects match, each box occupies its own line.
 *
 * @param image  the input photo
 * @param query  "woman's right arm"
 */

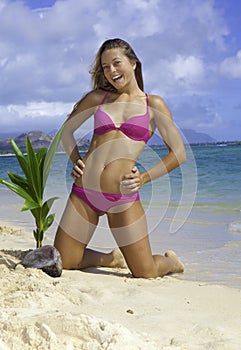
xmin=61 ymin=90 xmax=104 ymax=169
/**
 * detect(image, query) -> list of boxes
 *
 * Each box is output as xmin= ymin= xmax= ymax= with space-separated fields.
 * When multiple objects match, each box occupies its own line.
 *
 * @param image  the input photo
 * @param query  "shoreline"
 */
xmin=1 ymin=140 xmax=241 ymax=156
xmin=1 ymin=223 xmax=241 ymax=349
xmin=1 ymin=208 xmax=241 ymax=290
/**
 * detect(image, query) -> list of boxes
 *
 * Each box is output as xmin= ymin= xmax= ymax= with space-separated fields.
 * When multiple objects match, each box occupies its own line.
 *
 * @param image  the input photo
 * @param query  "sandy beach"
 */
xmin=0 ymin=224 xmax=240 ymax=350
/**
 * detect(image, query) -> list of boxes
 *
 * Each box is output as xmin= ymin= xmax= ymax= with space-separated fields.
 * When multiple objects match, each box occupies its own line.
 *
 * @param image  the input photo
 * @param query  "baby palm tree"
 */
xmin=0 ymin=125 xmax=64 ymax=248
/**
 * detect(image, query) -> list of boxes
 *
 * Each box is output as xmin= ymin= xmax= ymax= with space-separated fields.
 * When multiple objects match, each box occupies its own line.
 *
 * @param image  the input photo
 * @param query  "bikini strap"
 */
xmin=145 ymin=93 xmax=149 ymax=114
xmin=99 ymin=92 xmax=109 ymax=106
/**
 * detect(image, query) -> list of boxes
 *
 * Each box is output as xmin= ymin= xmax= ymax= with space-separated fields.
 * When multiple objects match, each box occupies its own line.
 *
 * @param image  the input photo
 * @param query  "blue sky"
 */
xmin=0 ymin=0 xmax=241 ymax=141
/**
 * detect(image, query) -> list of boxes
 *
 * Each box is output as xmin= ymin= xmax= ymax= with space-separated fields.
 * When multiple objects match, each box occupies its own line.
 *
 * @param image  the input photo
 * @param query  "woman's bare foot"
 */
xmin=165 ymin=250 xmax=184 ymax=274
xmin=109 ymin=249 xmax=128 ymax=269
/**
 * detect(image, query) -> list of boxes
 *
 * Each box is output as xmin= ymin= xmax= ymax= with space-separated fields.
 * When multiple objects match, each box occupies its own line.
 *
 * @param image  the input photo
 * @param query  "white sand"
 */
xmin=0 ymin=224 xmax=241 ymax=350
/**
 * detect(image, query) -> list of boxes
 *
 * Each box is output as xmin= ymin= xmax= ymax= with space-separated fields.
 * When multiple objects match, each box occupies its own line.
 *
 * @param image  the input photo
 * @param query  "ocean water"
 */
xmin=0 ymin=144 xmax=241 ymax=288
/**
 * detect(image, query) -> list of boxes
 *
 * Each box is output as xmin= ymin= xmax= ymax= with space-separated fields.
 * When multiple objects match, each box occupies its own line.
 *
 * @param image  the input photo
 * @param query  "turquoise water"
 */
xmin=1 ymin=144 xmax=241 ymax=288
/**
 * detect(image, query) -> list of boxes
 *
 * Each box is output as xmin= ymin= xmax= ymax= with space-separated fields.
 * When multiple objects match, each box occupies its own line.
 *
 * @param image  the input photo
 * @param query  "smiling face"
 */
xmin=101 ymin=48 xmax=137 ymax=91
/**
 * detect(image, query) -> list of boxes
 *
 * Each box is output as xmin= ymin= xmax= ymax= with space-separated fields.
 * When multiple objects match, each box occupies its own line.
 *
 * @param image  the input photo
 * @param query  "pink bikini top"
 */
xmin=94 ymin=93 xmax=151 ymax=143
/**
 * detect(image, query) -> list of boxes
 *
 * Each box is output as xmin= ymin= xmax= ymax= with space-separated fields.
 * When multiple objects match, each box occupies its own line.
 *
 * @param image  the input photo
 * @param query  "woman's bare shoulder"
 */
xmin=148 ymin=94 xmax=173 ymax=120
xmin=70 ymin=89 xmax=107 ymax=116
xmin=148 ymin=94 xmax=167 ymax=110
xmin=79 ymin=89 xmax=107 ymax=107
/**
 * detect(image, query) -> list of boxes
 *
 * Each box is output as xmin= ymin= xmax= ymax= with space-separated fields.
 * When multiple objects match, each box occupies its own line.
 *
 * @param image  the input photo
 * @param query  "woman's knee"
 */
xmin=57 ymin=247 xmax=84 ymax=270
xmin=130 ymin=264 xmax=159 ymax=279
xmin=123 ymin=254 xmax=158 ymax=278
xmin=54 ymin=228 xmax=85 ymax=270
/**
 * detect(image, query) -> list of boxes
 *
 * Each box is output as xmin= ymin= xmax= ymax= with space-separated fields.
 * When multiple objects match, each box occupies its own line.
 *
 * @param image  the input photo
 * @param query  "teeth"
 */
xmin=113 ymin=75 xmax=122 ymax=81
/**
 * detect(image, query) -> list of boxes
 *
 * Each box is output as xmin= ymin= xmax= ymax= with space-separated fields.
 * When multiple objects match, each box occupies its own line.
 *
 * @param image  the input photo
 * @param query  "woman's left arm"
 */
xmin=120 ymin=95 xmax=186 ymax=193
xmin=141 ymin=95 xmax=186 ymax=185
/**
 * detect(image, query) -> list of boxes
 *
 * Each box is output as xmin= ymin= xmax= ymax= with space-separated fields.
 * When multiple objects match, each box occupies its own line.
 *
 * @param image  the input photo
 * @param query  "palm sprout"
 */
xmin=0 ymin=125 xmax=64 ymax=248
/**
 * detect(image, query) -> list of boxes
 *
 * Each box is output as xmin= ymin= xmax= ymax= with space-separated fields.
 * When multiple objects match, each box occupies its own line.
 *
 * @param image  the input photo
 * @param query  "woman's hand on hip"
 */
xmin=120 ymin=166 xmax=143 ymax=194
xmin=71 ymin=158 xmax=85 ymax=179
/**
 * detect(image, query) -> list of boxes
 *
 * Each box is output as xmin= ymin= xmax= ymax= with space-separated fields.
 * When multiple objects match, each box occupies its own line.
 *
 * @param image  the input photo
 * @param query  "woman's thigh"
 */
xmin=54 ymin=193 xmax=99 ymax=269
xmin=107 ymin=201 xmax=157 ymax=277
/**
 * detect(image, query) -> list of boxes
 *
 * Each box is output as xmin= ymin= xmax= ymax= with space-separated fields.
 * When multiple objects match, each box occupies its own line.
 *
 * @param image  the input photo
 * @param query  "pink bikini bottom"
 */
xmin=71 ymin=183 xmax=140 ymax=214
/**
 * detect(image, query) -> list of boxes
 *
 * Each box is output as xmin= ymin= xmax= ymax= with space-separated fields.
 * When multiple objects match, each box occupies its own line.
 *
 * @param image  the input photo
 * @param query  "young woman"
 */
xmin=54 ymin=38 xmax=186 ymax=278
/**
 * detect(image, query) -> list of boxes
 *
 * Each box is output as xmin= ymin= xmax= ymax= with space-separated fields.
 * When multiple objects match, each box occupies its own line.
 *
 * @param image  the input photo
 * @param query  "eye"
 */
xmin=102 ymin=65 xmax=109 ymax=71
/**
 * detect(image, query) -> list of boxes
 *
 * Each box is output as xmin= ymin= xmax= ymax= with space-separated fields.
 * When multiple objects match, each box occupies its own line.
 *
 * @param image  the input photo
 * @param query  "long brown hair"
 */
xmin=90 ymin=38 xmax=144 ymax=92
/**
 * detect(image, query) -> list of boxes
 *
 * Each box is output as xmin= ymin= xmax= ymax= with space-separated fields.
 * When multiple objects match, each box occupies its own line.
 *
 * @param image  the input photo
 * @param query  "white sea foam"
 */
xmin=228 ymin=220 xmax=241 ymax=233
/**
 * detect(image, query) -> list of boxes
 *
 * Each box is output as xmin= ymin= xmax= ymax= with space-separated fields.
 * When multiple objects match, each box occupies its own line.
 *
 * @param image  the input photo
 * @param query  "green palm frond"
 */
xmin=36 ymin=147 xmax=48 ymax=164
xmin=21 ymin=199 xmax=41 ymax=212
xmin=0 ymin=179 xmax=40 ymax=211
xmin=36 ymin=147 xmax=48 ymax=195
xmin=0 ymin=124 xmax=65 ymax=247
xmin=26 ymin=136 xmax=42 ymax=204
xmin=42 ymin=197 xmax=59 ymax=218
xmin=7 ymin=172 xmax=29 ymax=192
xmin=43 ymin=214 xmax=55 ymax=232
xmin=10 ymin=139 xmax=29 ymax=179
xmin=43 ymin=123 xmax=65 ymax=188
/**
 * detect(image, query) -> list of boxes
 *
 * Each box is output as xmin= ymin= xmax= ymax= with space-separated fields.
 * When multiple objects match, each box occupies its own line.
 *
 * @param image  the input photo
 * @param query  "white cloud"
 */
xmin=0 ymin=101 xmax=71 ymax=133
xmin=8 ymin=101 xmax=72 ymax=118
xmin=0 ymin=0 xmax=236 ymax=139
xmin=144 ymin=55 xmax=205 ymax=97
xmin=171 ymin=55 xmax=204 ymax=82
xmin=0 ymin=0 xmax=229 ymax=104
xmin=220 ymin=50 xmax=241 ymax=79
xmin=171 ymin=97 xmax=224 ymax=135
xmin=191 ymin=0 xmax=229 ymax=50
xmin=0 ymin=100 xmax=95 ymax=137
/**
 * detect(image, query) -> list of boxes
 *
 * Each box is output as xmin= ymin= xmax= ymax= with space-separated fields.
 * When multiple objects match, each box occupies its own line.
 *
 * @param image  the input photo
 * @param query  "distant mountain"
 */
xmin=182 ymin=129 xmax=216 ymax=144
xmin=0 ymin=128 xmax=217 ymax=154
xmin=148 ymin=128 xmax=216 ymax=145
xmin=0 ymin=131 xmax=54 ymax=153
xmin=0 ymin=130 xmax=90 ymax=154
